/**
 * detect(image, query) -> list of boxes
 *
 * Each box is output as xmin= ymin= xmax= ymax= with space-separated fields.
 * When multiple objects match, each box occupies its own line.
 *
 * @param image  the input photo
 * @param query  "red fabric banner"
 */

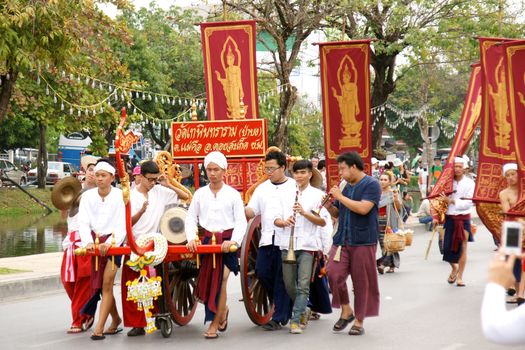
xmin=503 ymin=40 xmax=525 ymax=214
xmin=200 ymin=20 xmax=259 ymax=120
xmin=474 ymin=38 xmax=517 ymax=203
xmin=428 ymin=64 xmax=482 ymax=199
xmin=319 ymin=40 xmax=372 ymax=189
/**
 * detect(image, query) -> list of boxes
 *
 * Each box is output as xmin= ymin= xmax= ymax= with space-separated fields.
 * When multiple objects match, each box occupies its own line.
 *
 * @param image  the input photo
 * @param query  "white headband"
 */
xmin=454 ymin=156 xmax=467 ymax=169
xmin=94 ymin=161 xmax=115 ymax=175
xmin=503 ymin=163 xmax=518 ymax=175
xmin=204 ymin=151 xmax=227 ymax=170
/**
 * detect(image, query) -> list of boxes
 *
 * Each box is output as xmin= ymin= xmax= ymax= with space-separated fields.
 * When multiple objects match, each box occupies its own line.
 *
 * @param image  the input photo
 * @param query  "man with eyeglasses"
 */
xmin=122 ymin=160 xmax=190 ymax=337
xmin=245 ymin=149 xmax=296 ymax=330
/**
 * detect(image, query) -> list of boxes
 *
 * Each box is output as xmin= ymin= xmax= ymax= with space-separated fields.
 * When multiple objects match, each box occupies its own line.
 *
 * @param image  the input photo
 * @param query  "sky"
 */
xmin=100 ymin=0 xmax=220 ymax=18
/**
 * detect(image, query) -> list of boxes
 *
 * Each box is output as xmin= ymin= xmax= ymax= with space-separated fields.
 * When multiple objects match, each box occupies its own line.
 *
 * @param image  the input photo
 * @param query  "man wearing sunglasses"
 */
xmin=122 ymin=160 xmax=190 ymax=337
xmin=245 ymin=149 xmax=296 ymax=331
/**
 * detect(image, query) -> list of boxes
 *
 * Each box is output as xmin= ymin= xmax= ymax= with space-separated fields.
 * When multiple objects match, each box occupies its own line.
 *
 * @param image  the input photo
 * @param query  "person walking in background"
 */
xmin=376 ymin=173 xmax=402 ymax=274
xmin=324 ymin=152 xmax=381 ymax=336
xmin=318 ymin=159 xmax=327 ymax=191
xmin=433 ymin=157 xmax=475 ymax=287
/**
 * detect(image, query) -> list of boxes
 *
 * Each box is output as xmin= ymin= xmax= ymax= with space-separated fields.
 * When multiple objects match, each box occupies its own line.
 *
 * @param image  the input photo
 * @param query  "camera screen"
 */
xmin=506 ymin=227 xmax=521 ymax=247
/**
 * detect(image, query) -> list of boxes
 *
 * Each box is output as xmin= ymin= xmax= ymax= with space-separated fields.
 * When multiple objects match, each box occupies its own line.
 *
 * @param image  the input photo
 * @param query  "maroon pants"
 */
xmin=60 ymin=252 xmax=92 ymax=327
xmin=326 ymin=244 xmax=380 ymax=321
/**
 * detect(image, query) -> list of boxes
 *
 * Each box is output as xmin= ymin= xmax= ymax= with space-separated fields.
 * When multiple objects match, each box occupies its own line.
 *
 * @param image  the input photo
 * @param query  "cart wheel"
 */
xmin=158 ymin=317 xmax=172 ymax=338
xmin=240 ymin=215 xmax=274 ymax=325
xmin=163 ymin=260 xmax=198 ymax=326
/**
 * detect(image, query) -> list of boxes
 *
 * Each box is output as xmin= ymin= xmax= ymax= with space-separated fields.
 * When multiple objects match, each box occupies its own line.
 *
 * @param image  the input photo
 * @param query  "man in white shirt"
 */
xmin=77 ymin=159 xmax=126 ymax=340
xmin=245 ymin=150 xmax=296 ymax=330
xmin=274 ymin=160 xmax=332 ymax=334
xmin=185 ymin=151 xmax=247 ymax=339
xmin=122 ymin=160 xmax=189 ymax=337
xmin=433 ymin=156 xmax=475 ymax=287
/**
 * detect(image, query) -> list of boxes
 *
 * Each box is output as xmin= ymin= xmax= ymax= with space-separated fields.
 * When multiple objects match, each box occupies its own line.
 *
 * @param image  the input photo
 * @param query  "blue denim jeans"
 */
xmin=281 ymin=250 xmax=314 ymax=324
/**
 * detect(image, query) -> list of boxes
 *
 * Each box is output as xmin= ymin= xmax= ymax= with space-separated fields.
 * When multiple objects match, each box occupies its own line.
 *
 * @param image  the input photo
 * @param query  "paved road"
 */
xmin=0 ymin=224 xmax=514 ymax=350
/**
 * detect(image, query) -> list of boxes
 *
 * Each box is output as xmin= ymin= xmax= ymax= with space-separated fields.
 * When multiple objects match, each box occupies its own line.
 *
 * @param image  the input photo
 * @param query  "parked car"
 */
xmin=27 ymin=161 xmax=78 ymax=185
xmin=0 ymin=159 xmax=28 ymax=187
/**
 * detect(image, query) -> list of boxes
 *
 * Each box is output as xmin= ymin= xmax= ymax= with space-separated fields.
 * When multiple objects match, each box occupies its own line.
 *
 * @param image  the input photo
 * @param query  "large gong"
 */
xmin=240 ymin=215 xmax=274 ymax=325
xmin=163 ymin=260 xmax=198 ymax=326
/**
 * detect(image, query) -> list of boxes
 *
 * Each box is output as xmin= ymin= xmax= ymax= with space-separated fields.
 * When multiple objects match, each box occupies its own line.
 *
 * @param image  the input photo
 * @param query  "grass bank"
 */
xmin=0 ymin=267 xmax=30 ymax=275
xmin=0 ymin=187 xmax=55 ymax=217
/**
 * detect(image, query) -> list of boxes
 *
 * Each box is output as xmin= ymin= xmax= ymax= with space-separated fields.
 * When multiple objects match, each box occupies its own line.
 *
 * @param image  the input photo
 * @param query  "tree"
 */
xmin=223 ymin=0 xmax=339 ymax=152
xmin=335 ymin=0 xmax=525 ymax=151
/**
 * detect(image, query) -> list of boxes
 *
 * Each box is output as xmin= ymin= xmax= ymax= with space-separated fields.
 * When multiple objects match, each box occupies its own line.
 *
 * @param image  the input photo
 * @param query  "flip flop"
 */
xmin=90 ymin=333 xmax=106 ymax=341
xmin=204 ymin=331 xmax=219 ymax=339
xmin=218 ymin=309 xmax=229 ymax=332
xmin=67 ymin=326 xmax=83 ymax=334
xmin=447 ymin=272 xmax=458 ymax=284
xmin=103 ymin=327 xmax=123 ymax=335
xmin=456 ymin=281 xmax=466 ymax=287
xmin=82 ymin=317 xmax=94 ymax=331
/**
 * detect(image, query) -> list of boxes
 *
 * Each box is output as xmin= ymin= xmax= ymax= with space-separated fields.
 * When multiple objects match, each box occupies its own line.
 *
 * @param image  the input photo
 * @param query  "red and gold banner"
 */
xmin=200 ymin=20 xmax=259 ymax=120
xmin=474 ymin=38 xmax=517 ymax=203
xmin=319 ymin=40 xmax=372 ymax=188
xmin=171 ymin=119 xmax=267 ymax=158
xmin=503 ymin=40 xmax=525 ymax=214
xmin=428 ymin=64 xmax=482 ymax=199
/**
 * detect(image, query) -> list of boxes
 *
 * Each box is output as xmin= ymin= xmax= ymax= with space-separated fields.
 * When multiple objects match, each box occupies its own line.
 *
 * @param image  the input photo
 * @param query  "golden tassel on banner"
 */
xmin=212 ymin=232 xmax=217 ymax=269
xmin=95 ymin=233 xmax=100 ymax=271
xmin=111 ymin=232 xmax=116 ymax=271
xmin=333 ymin=245 xmax=342 ymax=262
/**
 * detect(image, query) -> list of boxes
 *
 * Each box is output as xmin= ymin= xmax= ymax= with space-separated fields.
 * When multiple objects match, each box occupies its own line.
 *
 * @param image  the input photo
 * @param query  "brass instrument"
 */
xmin=51 ymin=176 xmax=82 ymax=210
xmin=155 ymin=151 xmax=192 ymax=205
xmin=283 ymin=187 xmax=300 ymax=264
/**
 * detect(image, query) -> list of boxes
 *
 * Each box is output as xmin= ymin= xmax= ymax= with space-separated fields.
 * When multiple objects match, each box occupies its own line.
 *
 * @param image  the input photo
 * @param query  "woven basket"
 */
xmin=384 ymin=233 xmax=406 ymax=253
xmin=403 ymin=229 xmax=414 ymax=246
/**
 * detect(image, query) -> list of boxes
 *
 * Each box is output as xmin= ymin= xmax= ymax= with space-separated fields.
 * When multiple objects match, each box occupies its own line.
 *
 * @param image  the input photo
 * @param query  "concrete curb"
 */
xmin=0 ymin=274 xmax=62 ymax=301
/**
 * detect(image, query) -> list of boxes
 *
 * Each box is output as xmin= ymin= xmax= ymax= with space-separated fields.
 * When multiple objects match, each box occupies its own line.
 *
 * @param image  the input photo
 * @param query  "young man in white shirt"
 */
xmin=433 ymin=156 xmax=475 ymax=287
xmin=122 ymin=160 xmax=189 ymax=336
xmin=185 ymin=151 xmax=247 ymax=339
xmin=245 ymin=150 xmax=296 ymax=330
xmin=78 ymin=159 xmax=127 ymax=340
xmin=274 ymin=160 xmax=332 ymax=334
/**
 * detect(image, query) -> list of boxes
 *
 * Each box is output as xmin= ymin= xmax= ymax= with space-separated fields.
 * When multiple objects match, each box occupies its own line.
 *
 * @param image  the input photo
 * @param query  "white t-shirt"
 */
xmin=77 ymin=187 xmax=126 ymax=247
xmin=130 ymin=185 xmax=179 ymax=237
xmin=274 ymin=184 xmax=332 ymax=254
xmin=185 ymin=184 xmax=247 ymax=245
xmin=482 ymin=283 xmax=525 ymax=345
xmin=446 ymin=176 xmax=475 ymax=215
xmin=246 ymin=177 xmax=297 ymax=247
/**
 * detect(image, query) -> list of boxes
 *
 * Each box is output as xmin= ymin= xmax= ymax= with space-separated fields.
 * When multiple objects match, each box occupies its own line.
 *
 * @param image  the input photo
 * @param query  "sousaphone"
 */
xmin=51 ymin=176 xmax=82 ymax=210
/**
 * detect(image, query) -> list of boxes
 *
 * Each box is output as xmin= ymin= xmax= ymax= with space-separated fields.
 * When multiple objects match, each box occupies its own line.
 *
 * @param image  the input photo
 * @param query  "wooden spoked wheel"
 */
xmin=163 ymin=260 xmax=198 ymax=326
xmin=240 ymin=215 xmax=274 ymax=325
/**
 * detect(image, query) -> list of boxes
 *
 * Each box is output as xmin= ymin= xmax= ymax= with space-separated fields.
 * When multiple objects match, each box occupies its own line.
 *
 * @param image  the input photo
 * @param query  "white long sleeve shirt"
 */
xmin=481 ymin=283 xmax=525 ymax=345
xmin=185 ymin=184 xmax=247 ymax=245
xmin=77 ymin=187 xmax=127 ymax=247
xmin=274 ymin=184 xmax=332 ymax=254
xmin=130 ymin=185 xmax=179 ymax=237
xmin=246 ymin=178 xmax=297 ymax=247
xmin=446 ymin=176 xmax=475 ymax=215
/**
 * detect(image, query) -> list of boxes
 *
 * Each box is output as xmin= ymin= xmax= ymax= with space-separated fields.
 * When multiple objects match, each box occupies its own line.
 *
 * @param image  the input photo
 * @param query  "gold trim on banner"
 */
xmin=321 ymin=43 xmax=370 ymax=159
xmin=481 ymin=40 xmax=515 ymax=160
xmin=505 ymin=44 xmax=525 ymax=169
xmin=203 ymin=24 xmax=257 ymax=120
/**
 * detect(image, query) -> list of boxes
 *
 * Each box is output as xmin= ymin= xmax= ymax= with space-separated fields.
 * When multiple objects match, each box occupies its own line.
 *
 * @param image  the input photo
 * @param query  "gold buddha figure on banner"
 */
xmin=332 ymin=56 xmax=362 ymax=148
xmin=215 ymin=38 xmax=246 ymax=119
xmin=488 ymin=59 xmax=511 ymax=150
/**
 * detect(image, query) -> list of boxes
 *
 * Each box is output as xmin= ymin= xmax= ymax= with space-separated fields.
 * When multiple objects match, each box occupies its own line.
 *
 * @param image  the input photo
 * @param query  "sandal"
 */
xmin=386 ymin=268 xmax=395 ymax=273
xmin=447 ymin=272 xmax=458 ymax=284
xmin=103 ymin=327 xmax=123 ymax=335
xmin=377 ymin=265 xmax=385 ymax=275
xmin=218 ymin=309 xmax=229 ymax=332
xmin=204 ymin=331 xmax=219 ymax=339
xmin=333 ymin=314 xmax=355 ymax=331
xmin=82 ymin=316 xmax=94 ymax=331
xmin=456 ymin=280 xmax=466 ymax=287
xmin=262 ymin=320 xmax=282 ymax=331
xmin=67 ymin=326 xmax=83 ymax=334
xmin=348 ymin=325 xmax=365 ymax=336
xmin=90 ymin=333 xmax=106 ymax=341
xmin=309 ymin=312 xmax=321 ymax=321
